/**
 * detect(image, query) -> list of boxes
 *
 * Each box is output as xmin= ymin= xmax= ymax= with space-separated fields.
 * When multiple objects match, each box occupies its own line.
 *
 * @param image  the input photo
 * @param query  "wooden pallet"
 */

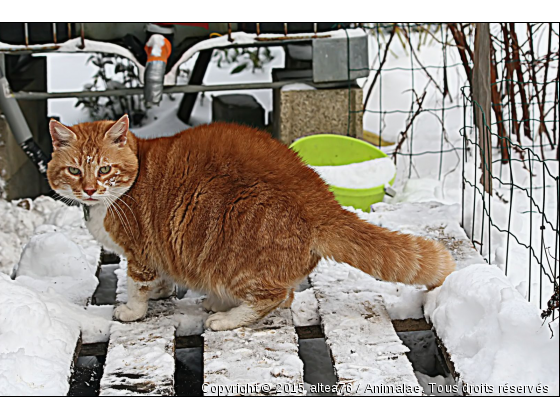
xmin=87 ymin=202 xmax=485 ymax=396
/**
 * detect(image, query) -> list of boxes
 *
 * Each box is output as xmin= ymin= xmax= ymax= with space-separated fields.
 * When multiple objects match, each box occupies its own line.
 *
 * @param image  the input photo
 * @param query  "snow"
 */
xmin=424 ymin=264 xmax=559 ymax=395
xmin=0 ymin=274 xmax=111 ymax=396
xmin=310 ymin=157 xmax=396 ymax=189
xmin=0 ymin=197 xmax=69 ymax=275
xmin=281 ymin=83 xmax=315 ymax=91
xmin=100 ymin=322 xmax=176 ymax=396
xmin=291 ymin=288 xmax=320 ymax=327
xmin=203 ymin=308 xmax=305 ymax=395
xmin=15 ymin=231 xmax=98 ymax=305
xmin=130 ymin=95 xmax=188 ymax=138
xmin=146 ymin=35 xmax=166 ymax=58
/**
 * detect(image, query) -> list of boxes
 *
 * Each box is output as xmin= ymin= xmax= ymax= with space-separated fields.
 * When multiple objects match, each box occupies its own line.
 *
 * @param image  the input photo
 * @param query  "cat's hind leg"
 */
xmin=202 ymin=292 xmax=240 ymax=313
xmin=150 ymin=276 xmax=175 ymax=300
xmin=204 ymin=288 xmax=288 ymax=331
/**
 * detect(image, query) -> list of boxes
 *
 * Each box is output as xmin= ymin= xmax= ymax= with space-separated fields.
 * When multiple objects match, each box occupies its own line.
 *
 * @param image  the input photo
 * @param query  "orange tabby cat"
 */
xmin=47 ymin=115 xmax=455 ymax=330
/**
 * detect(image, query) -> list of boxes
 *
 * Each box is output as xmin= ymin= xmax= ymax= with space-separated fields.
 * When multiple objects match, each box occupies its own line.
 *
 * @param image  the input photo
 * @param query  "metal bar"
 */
xmin=52 ymin=23 xmax=58 ymax=45
xmin=12 ymin=79 xmax=315 ymax=100
xmin=0 ymin=61 xmax=49 ymax=174
xmin=80 ymin=23 xmax=85 ymax=49
xmin=177 ymin=49 xmax=213 ymax=124
xmin=24 ymin=23 xmax=29 ymax=47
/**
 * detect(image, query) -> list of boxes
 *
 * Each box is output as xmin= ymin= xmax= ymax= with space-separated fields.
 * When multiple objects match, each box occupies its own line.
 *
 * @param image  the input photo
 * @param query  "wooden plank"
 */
xmin=203 ymin=308 xmax=305 ymax=395
xmin=392 ymin=318 xmax=432 ymax=333
xmin=99 ymin=301 xmax=176 ymax=396
xmin=295 ymin=325 xmax=323 ymax=340
xmin=311 ymin=264 xmax=423 ymax=396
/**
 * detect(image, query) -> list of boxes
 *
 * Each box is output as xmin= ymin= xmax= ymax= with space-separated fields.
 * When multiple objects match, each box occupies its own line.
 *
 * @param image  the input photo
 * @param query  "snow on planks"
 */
xmin=311 ymin=263 xmax=423 ymax=395
xmin=309 ymin=202 xmax=484 ymax=395
xmin=204 ymin=308 xmax=305 ymax=395
xmin=100 ymin=301 xmax=177 ymax=396
xmin=100 ymin=262 xmax=207 ymax=396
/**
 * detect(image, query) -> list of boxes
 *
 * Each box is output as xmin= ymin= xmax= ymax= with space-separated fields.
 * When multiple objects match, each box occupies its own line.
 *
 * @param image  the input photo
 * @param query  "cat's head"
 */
xmin=47 ymin=115 xmax=138 ymax=206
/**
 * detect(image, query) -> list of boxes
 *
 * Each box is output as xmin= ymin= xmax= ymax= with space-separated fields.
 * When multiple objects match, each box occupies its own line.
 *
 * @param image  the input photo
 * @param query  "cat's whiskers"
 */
xmin=106 ymin=191 xmax=140 ymax=231
xmin=52 ymin=191 xmax=77 ymax=207
xmin=118 ymin=191 xmax=138 ymax=204
xmin=100 ymin=196 xmax=121 ymax=237
xmin=103 ymin=192 xmax=137 ymax=239
xmin=104 ymin=196 xmax=134 ymax=240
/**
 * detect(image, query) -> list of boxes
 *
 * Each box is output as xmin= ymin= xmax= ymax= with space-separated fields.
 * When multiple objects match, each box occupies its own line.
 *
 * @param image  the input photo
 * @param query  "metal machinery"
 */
xmin=0 ymin=23 xmax=369 ymax=176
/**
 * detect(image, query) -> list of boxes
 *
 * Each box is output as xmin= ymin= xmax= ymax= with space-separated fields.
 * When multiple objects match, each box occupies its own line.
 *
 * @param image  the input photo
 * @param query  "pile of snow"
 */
xmin=424 ymin=264 xmax=559 ymax=395
xmin=281 ymin=83 xmax=316 ymax=92
xmin=0 ymin=196 xmax=101 ymax=305
xmin=0 ymin=274 xmax=112 ymax=396
xmin=310 ymin=157 xmax=396 ymax=189
xmin=0 ymin=197 xmax=70 ymax=275
xmin=15 ymin=231 xmax=98 ymax=305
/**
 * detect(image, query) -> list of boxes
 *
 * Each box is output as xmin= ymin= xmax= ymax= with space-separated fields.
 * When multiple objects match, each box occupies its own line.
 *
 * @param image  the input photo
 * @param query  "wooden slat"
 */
xmin=99 ymin=301 xmax=176 ymax=396
xmin=311 ymin=264 xmax=423 ymax=395
xmin=392 ymin=318 xmax=432 ymax=332
xmin=203 ymin=308 xmax=305 ymax=395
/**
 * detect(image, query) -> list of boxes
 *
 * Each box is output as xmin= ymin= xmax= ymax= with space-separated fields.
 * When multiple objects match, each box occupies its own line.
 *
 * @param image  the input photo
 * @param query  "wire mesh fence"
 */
xmin=346 ymin=23 xmax=559 ymax=321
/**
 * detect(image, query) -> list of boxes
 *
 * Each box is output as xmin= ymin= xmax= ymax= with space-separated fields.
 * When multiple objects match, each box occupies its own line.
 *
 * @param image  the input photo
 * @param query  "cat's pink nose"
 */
xmin=83 ymin=188 xmax=96 ymax=197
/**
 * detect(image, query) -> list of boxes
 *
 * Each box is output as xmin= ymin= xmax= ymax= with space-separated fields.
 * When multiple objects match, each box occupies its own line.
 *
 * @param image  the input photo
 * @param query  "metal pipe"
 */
xmin=11 ymin=79 xmax=315 ymax=100
xmin=80 ymin=23 xmax=85 ymax=49
xmin=24 ymin=23 xmax=29 ymax=47
xmin=0 ymin=56 xmax=49 ymax=173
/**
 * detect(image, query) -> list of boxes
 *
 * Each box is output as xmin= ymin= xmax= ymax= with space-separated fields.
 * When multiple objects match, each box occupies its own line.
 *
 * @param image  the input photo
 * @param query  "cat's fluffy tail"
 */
xmin=315 ymin=208 xmax=455 ymax=289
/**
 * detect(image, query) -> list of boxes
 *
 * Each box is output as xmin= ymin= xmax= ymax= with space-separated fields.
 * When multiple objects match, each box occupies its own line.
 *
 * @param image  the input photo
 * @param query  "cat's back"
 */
xmin=137 ymin=122 xmax=325 ymax=193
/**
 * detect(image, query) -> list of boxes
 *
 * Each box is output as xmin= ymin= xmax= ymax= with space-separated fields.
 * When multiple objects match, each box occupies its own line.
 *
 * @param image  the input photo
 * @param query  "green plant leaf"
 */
xmin=230 ymin=63 xmax=249 ymax=74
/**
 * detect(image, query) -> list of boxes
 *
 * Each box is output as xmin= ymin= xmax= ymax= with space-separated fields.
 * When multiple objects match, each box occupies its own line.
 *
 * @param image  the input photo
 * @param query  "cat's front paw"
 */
xmin=113 ymin=303 xmax=147 ymax=322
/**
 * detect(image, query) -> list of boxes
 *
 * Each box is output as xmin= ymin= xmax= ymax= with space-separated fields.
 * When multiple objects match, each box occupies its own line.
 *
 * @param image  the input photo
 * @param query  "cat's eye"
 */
xmin=99 ymin=165 xmax=111 ymax=175
xmin=68 ymin=167 xmax=81 ymax=175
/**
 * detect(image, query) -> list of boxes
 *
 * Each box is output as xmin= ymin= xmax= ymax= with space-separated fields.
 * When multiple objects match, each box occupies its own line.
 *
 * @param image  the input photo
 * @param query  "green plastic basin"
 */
xmin=290 ymin=134 xmax=395 ymax=212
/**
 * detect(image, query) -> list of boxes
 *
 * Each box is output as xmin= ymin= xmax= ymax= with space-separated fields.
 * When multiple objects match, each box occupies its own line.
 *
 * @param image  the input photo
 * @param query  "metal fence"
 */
xmin=354 ymin=23 xmax=559 ymax=321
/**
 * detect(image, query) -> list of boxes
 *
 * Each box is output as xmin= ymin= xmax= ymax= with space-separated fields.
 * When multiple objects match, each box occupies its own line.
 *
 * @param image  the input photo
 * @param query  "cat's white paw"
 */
xmin=113 ymin=303 xmax=147 ymax=322
xmin=204 ymin=304 xmax=259 ymax=331
xmin=205 ymin=312 xmax=238 ymax=331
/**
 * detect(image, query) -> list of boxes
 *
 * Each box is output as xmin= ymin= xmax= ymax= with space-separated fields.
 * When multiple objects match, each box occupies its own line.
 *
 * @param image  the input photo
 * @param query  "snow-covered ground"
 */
xmin=1 ymin=25 xmax=558 ymax=395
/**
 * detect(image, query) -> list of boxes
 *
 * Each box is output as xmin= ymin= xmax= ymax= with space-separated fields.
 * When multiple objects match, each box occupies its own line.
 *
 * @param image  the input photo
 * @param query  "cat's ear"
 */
xmin=49 ymin=119 xmax=77 ymax=151
xmin=104 ymin=115 xmax=129 ymax=146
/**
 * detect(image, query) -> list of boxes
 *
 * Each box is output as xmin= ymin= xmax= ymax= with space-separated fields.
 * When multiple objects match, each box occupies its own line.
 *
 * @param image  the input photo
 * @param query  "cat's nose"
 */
xmin=83 ymin=188 xmax=96 ymax=197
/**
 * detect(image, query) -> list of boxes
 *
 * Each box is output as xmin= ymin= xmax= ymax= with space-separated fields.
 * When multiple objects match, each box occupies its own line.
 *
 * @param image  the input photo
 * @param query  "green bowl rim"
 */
xmin=290 ymin=134 xmax=396 ymax=193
